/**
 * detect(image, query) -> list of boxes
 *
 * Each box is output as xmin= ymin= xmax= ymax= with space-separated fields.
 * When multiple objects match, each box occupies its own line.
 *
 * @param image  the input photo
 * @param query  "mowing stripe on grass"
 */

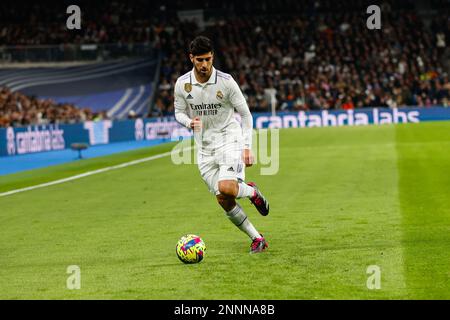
xmin=0 ymin=150 xmax=177 ymax=197
xmin=396 ymin=122 xmax=450 ymax=299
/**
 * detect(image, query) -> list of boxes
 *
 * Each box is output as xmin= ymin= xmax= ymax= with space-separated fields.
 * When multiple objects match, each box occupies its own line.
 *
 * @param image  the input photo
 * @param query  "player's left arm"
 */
xmin=228 ymin=78 xmax=254 ymax=167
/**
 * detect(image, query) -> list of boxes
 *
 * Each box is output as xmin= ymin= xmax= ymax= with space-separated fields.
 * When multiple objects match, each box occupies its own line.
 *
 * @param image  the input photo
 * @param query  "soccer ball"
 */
xmin=176 ymin=234 xmax=206 ymax=264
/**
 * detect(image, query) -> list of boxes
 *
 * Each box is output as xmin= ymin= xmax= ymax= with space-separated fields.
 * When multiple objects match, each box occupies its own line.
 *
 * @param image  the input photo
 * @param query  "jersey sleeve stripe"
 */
xmin=179 ymin=73 xmax=191 ymax=81
xmin=217 ymin=73 xmax=231 ymax=80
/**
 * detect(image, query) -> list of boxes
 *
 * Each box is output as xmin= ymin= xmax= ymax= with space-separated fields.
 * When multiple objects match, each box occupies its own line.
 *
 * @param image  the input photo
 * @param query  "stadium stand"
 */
xmin=0 ymin=58 xmax=158 ymax=120
xmin=0 ymin=86 xmax=95 ymax=127
xmin=0 ymin=0 xmax=175 ymax=46
xmin=154 ymin=0 xmax=450 ymax=113
xmin=0 ymin=0 xmax=448 ymax=126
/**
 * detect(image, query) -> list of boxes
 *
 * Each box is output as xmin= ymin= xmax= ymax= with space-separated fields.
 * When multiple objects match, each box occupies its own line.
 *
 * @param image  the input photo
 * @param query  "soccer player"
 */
xmin=174 ymin=36 xmax=270 ymax=254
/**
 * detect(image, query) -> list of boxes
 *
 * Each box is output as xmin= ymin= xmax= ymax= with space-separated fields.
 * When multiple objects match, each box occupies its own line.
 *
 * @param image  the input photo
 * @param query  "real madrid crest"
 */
xmin=216 ymin=90 xmax=224 ymax=100
xmin=184 ymin=83 xmax=192 ymax=93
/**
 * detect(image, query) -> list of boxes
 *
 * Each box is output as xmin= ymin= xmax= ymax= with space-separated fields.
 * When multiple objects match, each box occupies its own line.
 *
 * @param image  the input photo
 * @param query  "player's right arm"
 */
xmin=174 ymin=80 xmax=202 ymax=131
xmin=174 ymin=80 xmax=193 ymax=129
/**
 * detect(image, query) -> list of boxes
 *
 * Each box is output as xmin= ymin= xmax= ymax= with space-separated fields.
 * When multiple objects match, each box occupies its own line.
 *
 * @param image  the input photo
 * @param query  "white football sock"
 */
xmin=236 ymin=182 xmax=255 ymax=199
xmin=226 ymin=204 xmax=260 ymax=240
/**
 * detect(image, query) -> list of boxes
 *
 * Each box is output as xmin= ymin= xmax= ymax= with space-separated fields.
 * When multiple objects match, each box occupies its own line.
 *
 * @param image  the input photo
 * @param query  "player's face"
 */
xmin=190 ymin=52 xmax=214 ymax=77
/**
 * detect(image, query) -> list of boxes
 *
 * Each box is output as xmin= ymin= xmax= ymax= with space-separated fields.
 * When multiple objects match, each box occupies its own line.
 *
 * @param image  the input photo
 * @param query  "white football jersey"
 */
xmin=174 ymin=67 xmax=253 ymax=154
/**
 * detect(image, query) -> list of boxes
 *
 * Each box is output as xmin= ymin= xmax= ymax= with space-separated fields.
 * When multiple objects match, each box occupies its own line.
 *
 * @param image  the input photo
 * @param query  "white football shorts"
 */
xmin=197 ymin=142 xmax=245 ymax=195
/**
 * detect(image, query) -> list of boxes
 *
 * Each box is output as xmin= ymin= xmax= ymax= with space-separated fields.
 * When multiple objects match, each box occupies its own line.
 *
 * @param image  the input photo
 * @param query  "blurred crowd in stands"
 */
xmin=0 ymin=0 xmax=169 ymax=46
xmin=0 ymin=87 xmax=108 ymax=127
xmin=0 ymin=0 xmax=449 ymax=126
xmin=154 ymin=0 xmax=450 ymax=114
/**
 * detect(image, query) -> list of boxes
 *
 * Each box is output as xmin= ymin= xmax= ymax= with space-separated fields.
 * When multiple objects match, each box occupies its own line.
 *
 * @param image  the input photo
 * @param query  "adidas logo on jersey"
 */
xmin=186 ymin=94 xmax=194 ymax=99
xmin=227 ymin=166 xmax=235 ymax=172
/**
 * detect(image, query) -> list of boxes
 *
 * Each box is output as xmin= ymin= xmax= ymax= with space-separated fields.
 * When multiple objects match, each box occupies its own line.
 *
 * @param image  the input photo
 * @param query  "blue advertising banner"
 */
xmin=0 ymin=117 xmax=191 ymax=157
xmin=1 ymin=107 xmax=449 ymax=157
xmin=252 ymin=107 xmax=450 ymax=129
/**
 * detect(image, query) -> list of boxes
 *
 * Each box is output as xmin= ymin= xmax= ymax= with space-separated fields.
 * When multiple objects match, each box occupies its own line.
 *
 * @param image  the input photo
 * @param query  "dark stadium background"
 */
xmin=0 ymin=0 xmax=449 ymax=303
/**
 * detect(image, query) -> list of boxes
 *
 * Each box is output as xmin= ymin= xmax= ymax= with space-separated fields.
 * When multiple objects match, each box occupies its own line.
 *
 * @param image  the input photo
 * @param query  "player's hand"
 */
xmin=242 ymin=148 xmax=254 ymax=167
xmin=190 ymin=117 xmax=202 ymax=132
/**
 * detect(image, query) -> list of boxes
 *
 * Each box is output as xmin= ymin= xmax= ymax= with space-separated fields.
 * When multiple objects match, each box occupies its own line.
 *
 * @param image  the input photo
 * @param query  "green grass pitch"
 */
xmin=1 ymin=121 xmax=449 ymax=299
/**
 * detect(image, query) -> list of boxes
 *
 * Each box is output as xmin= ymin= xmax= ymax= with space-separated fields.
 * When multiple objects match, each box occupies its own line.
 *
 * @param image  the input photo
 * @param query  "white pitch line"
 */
xmin=0 ymin=149 xmax=186 ymax=197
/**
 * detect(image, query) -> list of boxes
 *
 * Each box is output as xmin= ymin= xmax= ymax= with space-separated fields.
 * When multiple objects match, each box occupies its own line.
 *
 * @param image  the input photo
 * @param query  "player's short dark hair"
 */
xmin=189 ymin=36 xmax=213 ymax=56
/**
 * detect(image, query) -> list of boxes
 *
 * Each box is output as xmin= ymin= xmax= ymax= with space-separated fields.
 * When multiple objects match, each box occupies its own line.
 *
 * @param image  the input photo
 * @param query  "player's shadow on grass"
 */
xmin=147 ymin=260 xmax=224 ymax=268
